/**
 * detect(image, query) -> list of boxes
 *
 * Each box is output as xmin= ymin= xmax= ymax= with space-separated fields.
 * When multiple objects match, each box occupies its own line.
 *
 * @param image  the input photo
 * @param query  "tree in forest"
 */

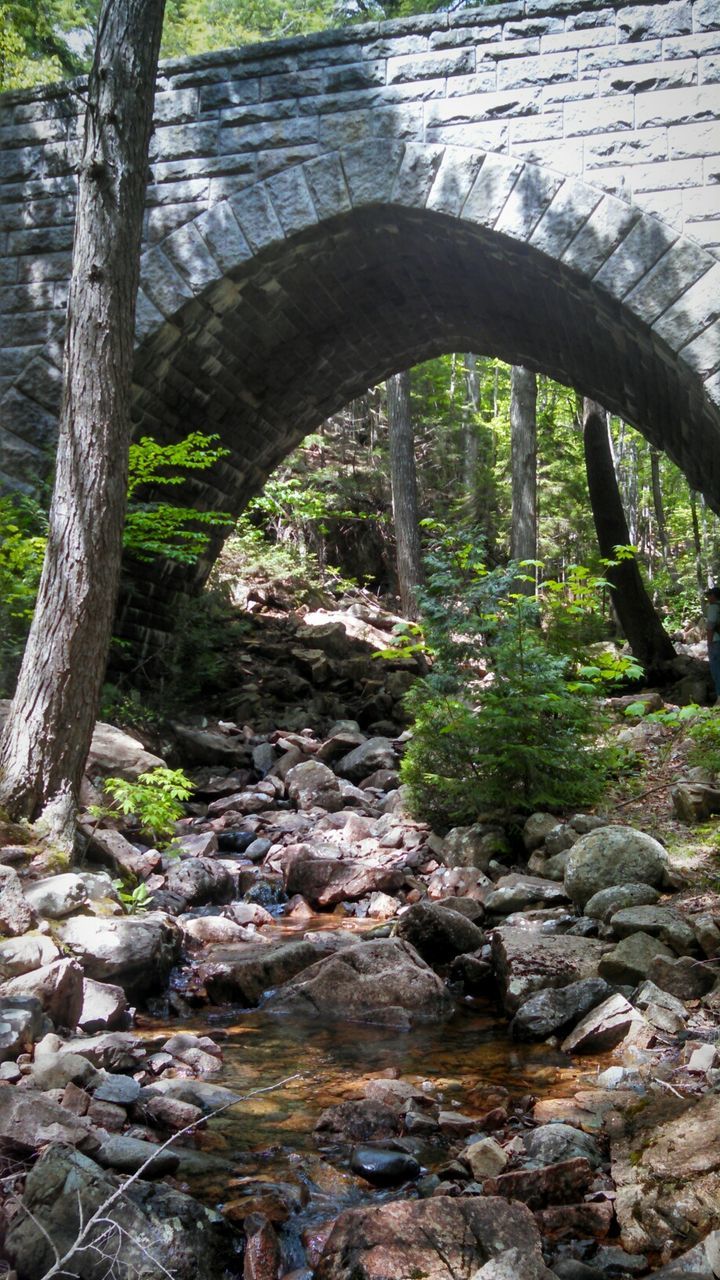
xmin=583 ymin=398 xmax=676 ymax=675
xmin=387 ymin=371 xmax=423 ymax=619
xmin=0 ymin=0 xmax=167 ymax=845
xmin=510 ymin=365 xmax=537 ymax=595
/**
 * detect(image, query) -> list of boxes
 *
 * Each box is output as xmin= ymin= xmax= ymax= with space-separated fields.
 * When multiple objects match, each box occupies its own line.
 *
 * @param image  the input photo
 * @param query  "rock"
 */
xmin=0 ymin=958 xmax=84 ymax=1029
xmin=397 ymin=900 xmax=485 ymax=962
xmin=96 ymin=1133 xmax=179 ymax=1176
xmin=561 ymin=993 xmax=641 ymax=1054
xmin=522 ymin=1124 xmax=603 ymax=1169
xmin=82 ymin=824 xmax=161 ymax=881
xmin=32 ymin=1048 xmax=99 ymax=1090
xmin=335 ymin=737 xmax=398 ymax=782
xmin=285 ymin=853 xmax=403 ymax=908
xmin=265 ymin=938 xmax=453 ymax=1025
xmin=200 ymin=940 xmax=321 ymax=1005
xmin=349 ymin=1146 xmax=420 ymax=1185
xmin=608 ymin=905 xmax=698 ymax=955
xmin=175 ymin=831 xmax=219 ymax=858
xmin=367 ymin=891 xmax=399 ymax=919
xmin=182 ymin=915 xmax=249 ymax=945
xmin=542 ymin=850 xmax=572 ymax=880
xmin=6 ymin=1143 xmax=237 ymax=1280
xmin=522 ymin=813 xmax=559 ymax=853
xmin=440 ymin=824 xmax=510 ymax=872
xmin=316 ymin=1099 xmax=402 ymax=1144
xmin=86 ymin=722 xmax=165 ymax=780
xmin=463 ymin=1136 xmax=508 ymax=1178
xmin=44 ymin=1029 xmax=142 ymax=1071
xmin=426 ymin=865 xmax=491 ymax=900
xmin=58 ymin=913 xmax=180 ymax=996
xmin=161 ymin=858 xmax=234 ymax=909
xmin=0 ymin=995 xmax=45 ymax=1061
xmin=78 ymin=977 xmax=129 ymax=1032
xmin=484 ymin=1158 xmax=594 ymax=1208
xmin=484 ymin=875 xmax=569 ymax=915
xmin=491 ymin=928 xmax=606 ymax=1014
xmin=584 ymin=883 xmax=662 ymax=922
xmin=171 ymin=723 xmax=249 ymax=767
xmin=0 ymin=865 xmax=36 ymax=936
xmin=647 ymin=1231 xmax=720 ymax=1279
xmin=94 ymin=1073 xmax=141 ymax=1105
xmin=564 ymin=825 xmax=670 ymax=909
xmin=599 ymin=932 xmax=675 ymax=985
xmin=647 ymin=953 xmax=717 ymax=999
xmin=545 ymin=824 xmax=579 ymax=856
xmin=0 ymin=934 xmax=60 ymax=978
xmin=671 ymin=781 xmax=720 ymax=823
xmin=510 ymin=977 xmax=611 ymax=1041
xmin=315 ymin=1196 xmax=547 ymax=1280
xmin=471 ymin=1249 xmax=558 ymax=1279
xmin=24 ymin=873 xmax=90 ymax=919
xmin=286 ymin=760 xmax=343 ymax=812
xmin=691 ymin=912 xmax=720 ymax=958
xmin=0 ymin=1090 xmax=98 ymax=1155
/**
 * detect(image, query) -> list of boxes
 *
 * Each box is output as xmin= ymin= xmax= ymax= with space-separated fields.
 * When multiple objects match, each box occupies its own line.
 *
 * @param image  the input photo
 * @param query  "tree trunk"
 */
xmin=510 ymin=365 xmax=537 ymax=595
xmin=583 ymin=399 xmax=676 ymax=674
xmin=0 ymin=0 xmax=166 ymax=844
xmin=387 ymin=370 xmax=422 ymax=619
xmin=463 ymin=353 xmax=480 ymax=523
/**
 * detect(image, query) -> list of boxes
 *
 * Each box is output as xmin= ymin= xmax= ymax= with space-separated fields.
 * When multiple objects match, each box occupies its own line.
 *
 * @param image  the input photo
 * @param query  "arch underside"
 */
xmin=121 ymin=199 xmax=720 ymax=644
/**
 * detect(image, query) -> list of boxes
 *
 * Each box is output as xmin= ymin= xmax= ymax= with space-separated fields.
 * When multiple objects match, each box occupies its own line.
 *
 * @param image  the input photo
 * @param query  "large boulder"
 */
xmin=598 ymin=933 xmax=675 ymax=986
xmin=199 ymin=940 xmax=321 ymax=1005
xmin=57 ymin=914 xmax=181 ymax=997
xmin=561 ymin=993 xmax=643 ymax=1054
xmin=160 ymin=858 xmax=234 ymax=910
xmin=335 ymin=738 xmax=398 ymax=782
xmin=0 ymin=1091 xmax=99 ymax=1155
xmin=285 ymin=760 xmax=343 ymax=812
xmin=78 ymin=978 xmax=129 ymax=1032
xmin=397 ymin=900 xmax=485 ymax=963
xmin=440 ymin=824 xmax=510 ymax=872
xmin=608 ymin=905 xmax=697 ymax=955
xmin=584 ymin=883 xmax=662 ymax=922
xmin=491 ymin=928 xmax=607 ymax=1014
xmin=6 ymin=1143 xmax=239 ymax=1280
xmin=86 ymin=721 xmax=165 ymax=780
xmin=0 ymin=995 xmax=46 ymax=1061
xmin=315 ymin=1196 xmax=547 ymax=1280
xmin=0 ymin=958 xmax=84 ymax=1029
xmin=0 ymin=865 xmax=36 ymax=936
xmin=564 ymin=826 xmax=670 ymax=909
xmin=484 ymin=875 xmax=569 ymax=915
xmin=265 ymin=938 xmax=453 ymax=1026
xmin=24 ymin=873 xmax=90 ymax=919
xmin=0 ymin=933 xmax=60 ymax=978
xmin=510 ymin=977 xmax=611 ymax=1041
xmin=285 ymin=854 xmax=403 ymax=908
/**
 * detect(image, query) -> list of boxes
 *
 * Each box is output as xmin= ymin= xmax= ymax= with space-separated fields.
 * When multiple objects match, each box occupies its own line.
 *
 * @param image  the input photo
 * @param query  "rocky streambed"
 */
xmin=1 ymin=610 xmax=720 ymax=1280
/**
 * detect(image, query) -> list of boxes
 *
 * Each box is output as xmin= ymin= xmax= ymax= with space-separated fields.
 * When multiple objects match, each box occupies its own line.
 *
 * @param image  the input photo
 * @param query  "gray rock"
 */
xmin=335 ymin=737 xmax=398 ymax=782
xmin=564 ymin=825 xmax=670 ymax=908
xmin=544 ymin=824 xmax=579 ymax=856
xmin=441 ymin=824 xmax=511 ymax=871
xmin=522 ymin=813 xmax=559 ymax=853
xmin=599 ymin=932 xmax=676 ymax=986
xmin=265 ymin=938 xmax=453 ymax=1025
xmin=510 ymin=977 xmax=611 ymax=1041
xmin=0 ymin=995 xmax=45 ymax=1061
xmin=86 ymin=721 xmax=165 ymax=779
xmin=78 ymin=977 xmax=129 ymax=1033
xmin=491 ymin=928 xmax=606 ymax=1015
xmin=58 ymin=913 xmax=181 ymax=996
xmin=647 ymin=953 xmax=717 ymax=999
xmin=94 ymin=1072 xmax=141 ymax=1105
xmin=584 ymin=883 xmax=662 ymax=922
xmin=285 ymin=852 xmax=403 ymax=908
xmin=561 ymin=993 xmax=641 ymax=1054
xmin=161 ymin=857 xmax=234 ymax=909
xmin=349 ymin=1145 xmax=421 ymax=1186
xmin=0 ymin=865 xmax=37 ymax=936
xmin=0 ymin=1090 xmax=99 ymax=1155
xmin=199 ymin=939 xmax=322 ymax=1005
xmin=0 ymin=958 xmax=84 ymax=1029
xmin=609 ymin=905 xmax=698 ymax=956
xmin=96 ymin=1132 xmax=179 ymax=1176
xmin=522 ymin=1124 xmax=603 ymax=1169
xmin=484 ymin=875 xmax=569 ymax=915
xmin=24 ymin=873 xmax=89 ymax=919
xmin=286 ymin=759 xmax=344 ymax=812
xmin=5 ymin=1143 xmax=236 ymax=1279
xmin=397 ymin=900 xmax=485 ymax=962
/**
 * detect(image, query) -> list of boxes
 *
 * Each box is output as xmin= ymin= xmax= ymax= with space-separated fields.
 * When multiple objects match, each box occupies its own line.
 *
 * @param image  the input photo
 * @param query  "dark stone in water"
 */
xmin=217 ymin=830 xmax=256 ymax=853
xmin=350 ymin=1146 xmax=421 ymax=1186
xmin=244 ymin=880 xmax=286 ymax=909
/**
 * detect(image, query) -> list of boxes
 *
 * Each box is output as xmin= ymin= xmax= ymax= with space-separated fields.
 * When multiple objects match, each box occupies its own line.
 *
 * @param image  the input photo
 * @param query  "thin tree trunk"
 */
xmin=0 ymin=0 xmax=166 ymax=843
xmin=387 ymin=370 xmax=422 ymax=620
xmin=690 ymin=491 xmax=705 ymax=588
xmin=463 ymin=353 xmax=480 ymax=524
xmin=650 ymin=447 xmax=670 ymax=567
xmin=510 ymin=365 xmax=537 ymax=595
xmin=583 ymin=399 xmax=676 ymax=674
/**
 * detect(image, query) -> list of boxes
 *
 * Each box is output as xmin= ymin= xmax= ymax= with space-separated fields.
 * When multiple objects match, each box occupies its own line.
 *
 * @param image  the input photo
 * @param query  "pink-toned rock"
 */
xmin=315 ymin=1196 xmax=545 ymax=1280
xmin=484 ymin=1158 xmax=594 ymax=1209
xmin=534 ymin=1201 xmax=614 ymax=1240
xmin=181 ymin=916 xmax=250 ymax=945
xmin=78 ymin=977 xmax=128 ymax=1032
xmin=285 ymin=855 xmax=403 ymax=908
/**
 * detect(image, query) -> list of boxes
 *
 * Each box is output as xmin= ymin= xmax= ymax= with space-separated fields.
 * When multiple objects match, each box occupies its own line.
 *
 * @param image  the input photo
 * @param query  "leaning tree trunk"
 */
xmin=510 ymin=365 xmax=537 ymax=595
xmin=583 ymin=399 xmax=676 ymax=674
xmin=0 ymin=0 xmax=166 ymax=844
xmin=387 ymin=370 xmax=423 ymax=620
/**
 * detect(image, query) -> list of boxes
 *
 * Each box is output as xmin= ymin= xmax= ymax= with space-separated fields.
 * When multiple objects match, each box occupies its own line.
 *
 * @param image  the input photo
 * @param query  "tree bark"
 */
xmin=387 ymin=370 xmax=422 ymax=620
xmin=583 ymin=399 xmax=676 ymax=674
xmin=0 ymin=0 xmax=166 ymax=843
xmin=510 ymin=365 xmax=537 ymax=595
xmin=463 ymin=353 xmax=480 ymax=524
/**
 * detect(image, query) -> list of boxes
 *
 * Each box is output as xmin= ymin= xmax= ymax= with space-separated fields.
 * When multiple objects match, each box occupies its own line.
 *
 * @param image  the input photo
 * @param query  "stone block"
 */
xmin=139 ymin=245 xmax=194 ymax=318
xmin=498 ymin=50 xmax=577 ymax=89
xmin=580 ymin=39 xmax=662 ymax=74
xmin=565 ymin=94 xmax=635 ymax=136
xmin=15 ymin=354 xmax=62 ymax=411
xmin=392 ymin=142 xmax=445 ymax=208
xmin=430 ymin=24 xmax=501 ymax=50
xmin=509 ymin=111 xmax=563 ymax=143
xmin=600 ymin=58 xmax=697 ymax=95
xmin=678 ymin=320 xmax=720 ymax=378
xmin=425 ymin=88 xmax=539 ymax=127
xmin=342 ymin=141 xmax=404 ymax=205
xmin=493 ymin=163 xmax=563 ymax=241
xmin=303 ymin=153 xmax=352 ymax=219
xmin=387 ymin=48 xmax=474 ymax=83
xmin=162 ymin=220 xmax=224 ymax=294
xmin=595 ymin=214 xmax=678 ymax=298
xmin=133 ymin=289 xmax=164 ymax=343
xmin=540 ymin=25 xmax=616 ymax=52
xmin=146 ymin=176 xmax=209 ymax=207
xmin=265 ymin=166 xmax=318 ymax=234
xmin=229 ymin=185 xmax=285 ymax=250
xmin=653 ymin=260 xmax=720 ymax=348
xmin=562 ymin=193 xmax=640 ymax=276
xmin=617 ymin=1 xmax=692 ymax=43
xmin=153 ymin=88 xmax=199 ymax=124
xmin=261 ymin=70 xmax=324 ymax=101
xmin=584 ymin=128 xmax=668 ymax=168
xmin=426 ymin=147 xmax=485 ymax=216
xmin=636 ymin=83 xmax=720 ymax=129
xmin=199 ymin=78 xmax=260 ymax=111
xmin=0 ymin=386 xmax=58 ymax=445
xmin=464 ymin=153 xmax=524 ymax=228
xmin=148 ymin=121 xmax=215 ymax=163
xmin=625 ymin=237 xmax=715 ymax=324
xmin=324 ymin=60 xmax=386 ymax=95
xmin=195 ymin=201 xmax=252 ymax=273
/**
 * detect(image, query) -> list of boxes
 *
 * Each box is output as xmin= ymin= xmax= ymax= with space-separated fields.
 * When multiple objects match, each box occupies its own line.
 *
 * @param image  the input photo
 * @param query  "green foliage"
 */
xmin=0 ymin=0 xmax=96 ymax=89
xmin=125 ymin=432 xmax=233 ymax=565
xmin=0 ymin=496 xmax=48 ymax=696
xmin=112 ymin=878 xmax=154 ymax=914
xmin=401 ymin=596 xmax=609 ymax=827
xmin=149 ymin=585 xmax=251 ymax=707
xmin=686 ymin=709 xmax=720 ymax=776
xmin=92 ymin=768 xmax=193 ymax=846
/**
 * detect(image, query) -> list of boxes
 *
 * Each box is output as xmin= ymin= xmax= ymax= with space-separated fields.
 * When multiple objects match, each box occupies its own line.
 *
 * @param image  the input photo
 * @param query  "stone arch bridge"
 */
xmin=1 ymin=0 xmax=720 ymax=646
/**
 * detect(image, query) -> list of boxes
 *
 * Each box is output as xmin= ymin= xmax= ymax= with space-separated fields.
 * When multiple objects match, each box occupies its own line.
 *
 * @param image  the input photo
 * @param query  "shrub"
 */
xmin=92 ymin=767 xmax=193 ymax=846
